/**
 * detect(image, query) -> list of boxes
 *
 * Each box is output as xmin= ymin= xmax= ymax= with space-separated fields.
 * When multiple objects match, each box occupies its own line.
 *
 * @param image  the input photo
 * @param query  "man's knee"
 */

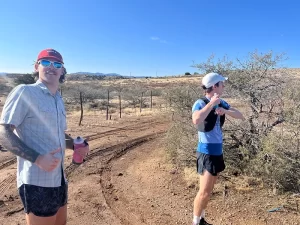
xmin=198 ymin=190 xmax=211 ymax=201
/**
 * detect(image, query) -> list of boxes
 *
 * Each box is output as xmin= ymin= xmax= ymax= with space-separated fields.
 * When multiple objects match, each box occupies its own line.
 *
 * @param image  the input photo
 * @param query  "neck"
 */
xmin=205 ymin=92 xmax=215 ymax=99
xmin=39 ymin=79 xmax=59 ymax=95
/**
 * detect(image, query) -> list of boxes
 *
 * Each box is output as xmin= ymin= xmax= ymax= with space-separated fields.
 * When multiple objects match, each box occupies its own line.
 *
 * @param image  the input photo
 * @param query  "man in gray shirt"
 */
xmin=0 ymin=49 xmax=89 ymax=225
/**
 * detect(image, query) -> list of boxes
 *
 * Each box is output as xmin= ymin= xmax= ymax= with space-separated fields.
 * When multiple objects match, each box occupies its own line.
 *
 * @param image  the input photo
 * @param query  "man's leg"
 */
xmin=55 ymin=205 xmax=67 ymax=225
xmin=193 ymin=170 xmax=218 ymax=222
xmin=25 ymin=205 xmax=66 ymax=225
xmin=19 ymin=183 xmax=67 ymax=225
xmin=25 ymin=213 xmax=56 ymax=225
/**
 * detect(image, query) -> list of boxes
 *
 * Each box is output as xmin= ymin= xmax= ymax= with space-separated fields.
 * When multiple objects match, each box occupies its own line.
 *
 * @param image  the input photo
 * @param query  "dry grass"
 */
xmin=183 ymin=167 xmax=199 ymax=187
xmin=66 ymin=75 xmax=202 ymax=89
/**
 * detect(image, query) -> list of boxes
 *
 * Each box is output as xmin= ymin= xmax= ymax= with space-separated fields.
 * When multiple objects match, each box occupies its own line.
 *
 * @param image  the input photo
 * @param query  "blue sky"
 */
xmin=0 ymin=0 xmax=300 ymax=77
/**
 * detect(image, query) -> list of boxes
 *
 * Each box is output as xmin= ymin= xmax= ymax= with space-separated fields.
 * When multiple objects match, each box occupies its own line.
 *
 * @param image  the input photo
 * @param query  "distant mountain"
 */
xmin=70 ymin=72 xmax=122 ymax=76
xmin=69 ymin=72 xmax=148 ymax=78
xmin=0 ymin=72 xmax=6 ymax=76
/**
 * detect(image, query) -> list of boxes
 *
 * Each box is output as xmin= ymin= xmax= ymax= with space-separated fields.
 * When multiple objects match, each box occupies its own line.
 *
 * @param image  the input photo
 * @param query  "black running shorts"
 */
xmin=18 ymin=181 xmax=68 ymax=217
xmin=196 ymin=152 xmax=225 ymax=176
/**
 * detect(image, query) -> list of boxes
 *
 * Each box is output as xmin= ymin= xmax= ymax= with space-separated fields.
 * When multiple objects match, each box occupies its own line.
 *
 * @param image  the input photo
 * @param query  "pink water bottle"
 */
xmin=72 ymin=136 xmax=86 ymax=164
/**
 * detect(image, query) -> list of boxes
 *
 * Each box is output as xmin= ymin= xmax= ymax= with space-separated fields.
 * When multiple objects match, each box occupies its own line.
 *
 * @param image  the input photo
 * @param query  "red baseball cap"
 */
xmin=37 ymin=48 xmax=64 ymax=63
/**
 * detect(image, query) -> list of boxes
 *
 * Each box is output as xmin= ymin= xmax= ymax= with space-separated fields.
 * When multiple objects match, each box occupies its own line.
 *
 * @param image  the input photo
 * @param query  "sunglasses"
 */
xmin=38 ymin=59 xmax=63 ymax=69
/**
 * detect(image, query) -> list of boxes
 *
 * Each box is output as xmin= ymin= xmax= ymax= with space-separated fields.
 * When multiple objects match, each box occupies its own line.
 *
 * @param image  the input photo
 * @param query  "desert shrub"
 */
xmin=88 ymin=101 xmax=100 ymax=109
xmin=149 ymin=89 xmax=162 ymax=97
xmin=0 ymin=83 xmax=12 ymax=93
xmin=249 ymin=131 xmax=300 ymax=192
xmin=8 ymin=73 xmax=35 ymax=85
xmin=164 ymin=84 xmax=201 ymax=166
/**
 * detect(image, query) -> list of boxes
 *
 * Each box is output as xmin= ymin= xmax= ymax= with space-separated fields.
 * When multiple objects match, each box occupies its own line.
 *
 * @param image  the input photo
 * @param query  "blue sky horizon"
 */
xmin=1 ymin=0 xmax=300 ymax=77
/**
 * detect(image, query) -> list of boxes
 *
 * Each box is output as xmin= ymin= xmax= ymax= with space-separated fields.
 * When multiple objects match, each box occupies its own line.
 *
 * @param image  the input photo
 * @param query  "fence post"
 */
xmin=78 ymin=92 xmax=83 ymax=126
xmin=140 ymin=92 xmax=144 ymax=113
xmin=119 ymin=94 xmax=122 ymax=118
xmin=150 ymin=90 xmax=153 ymax=110
xmin=106 ymin=89 xmax=110 ymax=120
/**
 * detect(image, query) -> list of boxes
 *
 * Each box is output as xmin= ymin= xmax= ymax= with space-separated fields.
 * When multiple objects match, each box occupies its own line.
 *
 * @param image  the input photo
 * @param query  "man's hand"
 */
xmin=210 ymin=93 xmax=221 ymax=106
xmin=35 ymin=148 xmax=61 ymax=172
xmin=215 ymin=107 xmax=226 ymax=116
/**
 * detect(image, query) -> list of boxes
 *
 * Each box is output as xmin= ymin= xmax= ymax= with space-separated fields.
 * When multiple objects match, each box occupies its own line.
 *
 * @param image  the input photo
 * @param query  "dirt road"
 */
xmin=0 ymin=114 xmax=299 ymax=224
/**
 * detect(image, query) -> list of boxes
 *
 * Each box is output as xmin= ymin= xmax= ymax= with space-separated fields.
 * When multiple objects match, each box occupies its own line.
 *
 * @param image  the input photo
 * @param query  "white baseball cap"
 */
xmin=202 ymin=72 xmax=228 ymax=88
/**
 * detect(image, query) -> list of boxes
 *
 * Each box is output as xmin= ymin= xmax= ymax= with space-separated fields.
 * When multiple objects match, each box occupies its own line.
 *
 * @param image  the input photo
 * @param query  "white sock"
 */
xmin=193 ymin=216 xmax=201 ymax=225
xmin=193 ymin=210 xmax=205 ymax=224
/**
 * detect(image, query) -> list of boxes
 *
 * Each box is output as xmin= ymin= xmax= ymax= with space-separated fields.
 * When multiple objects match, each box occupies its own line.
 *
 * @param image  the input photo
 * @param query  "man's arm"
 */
xmin=216 ymin=107 xmax=245 ymax=120
xmin=0 ymin=124 xmax=61 ymax=171
xmin=192 ymin=102 xmax=214 ymax=125
xmin=65 ymin=133 xmax=74 ymax=150
xmin=225 ymin=107 xmax=245 ymax=120
xmin=192 ymin=94 xmax=221 ymax=125
xmin=0 ymin=124 xmax=39 ymax=162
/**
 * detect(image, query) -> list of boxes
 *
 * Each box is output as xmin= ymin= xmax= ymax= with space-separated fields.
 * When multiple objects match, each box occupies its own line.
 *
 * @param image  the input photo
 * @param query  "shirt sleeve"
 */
xmin=192 ymin=99 xmax=206 ymax=113
xmin=0 ymin=85 xmax=30 ymax=127
xmin=220 ymin=99 xmax=231 ymax=110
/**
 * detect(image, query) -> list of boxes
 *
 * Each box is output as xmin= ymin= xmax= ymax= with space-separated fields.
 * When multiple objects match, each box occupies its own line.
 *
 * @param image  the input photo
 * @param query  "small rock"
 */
xmin=170 ymin=169 xmax=177 ymax=174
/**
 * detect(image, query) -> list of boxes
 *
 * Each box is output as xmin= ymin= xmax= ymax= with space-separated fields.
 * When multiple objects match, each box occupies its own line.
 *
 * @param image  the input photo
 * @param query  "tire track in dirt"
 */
xmin=0 ymin=120 xmax=162 ymax=172
xmin=85 ymin=120 xmax=162 ymax=141
xmin=0 ymin=175 xmax=15 ymax=198
xmin=0 ymin=118 xmax=168 ymax=224
xmin=65 ymin=131 xmax=165 ymax=177
xmin=0 ymin=119 xmax=166 ymax=203
xmin=0 ymin=158 xmax=16 ymax=171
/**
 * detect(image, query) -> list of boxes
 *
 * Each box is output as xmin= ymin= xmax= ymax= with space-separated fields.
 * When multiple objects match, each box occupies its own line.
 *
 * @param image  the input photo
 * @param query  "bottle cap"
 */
xmin=74 ymin=136 xmax=84 ymax=144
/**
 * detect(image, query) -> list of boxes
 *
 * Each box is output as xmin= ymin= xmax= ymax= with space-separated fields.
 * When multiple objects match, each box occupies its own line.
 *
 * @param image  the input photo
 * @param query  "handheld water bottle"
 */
xmin=72 ymin=136 xmax=87 ymax=164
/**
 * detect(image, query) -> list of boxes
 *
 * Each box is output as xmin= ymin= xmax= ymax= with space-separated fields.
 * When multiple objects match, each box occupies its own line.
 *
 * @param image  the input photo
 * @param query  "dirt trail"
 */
xmin=0 ymin=114 xmax=299 ymax=224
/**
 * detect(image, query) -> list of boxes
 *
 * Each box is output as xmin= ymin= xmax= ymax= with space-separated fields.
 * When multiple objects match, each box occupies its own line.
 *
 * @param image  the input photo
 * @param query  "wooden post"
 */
xmin=119 ymin=94 xmax=122 ymax=118
xmin=78 ymin=92 xmax=83 ymax=126
xmin=150 ymin=90 xmax=153 ymax=110
xmin=140 ymin=92 xmax=143 ymax=113
xmin=106 ymin=89 xmax=110 ymax=120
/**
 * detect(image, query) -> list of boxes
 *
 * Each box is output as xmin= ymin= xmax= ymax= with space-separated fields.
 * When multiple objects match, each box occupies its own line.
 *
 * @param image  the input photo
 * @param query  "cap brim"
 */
xmin=217 ymin=77 xmax=227 ymax=83
xmin=39 ymin=56 xmax=64 ymax=64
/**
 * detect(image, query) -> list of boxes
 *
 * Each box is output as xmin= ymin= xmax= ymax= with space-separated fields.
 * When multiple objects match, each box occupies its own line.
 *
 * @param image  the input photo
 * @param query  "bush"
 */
xmin=250 ymin=132 xmax=300 ymax=193
xmin=8 ymin=73 xmax=35 ymax=85
xmin=0 ymin=83 xmax=12 ymax=93
xmin=164 ymin=85 xmax=201 ymax=166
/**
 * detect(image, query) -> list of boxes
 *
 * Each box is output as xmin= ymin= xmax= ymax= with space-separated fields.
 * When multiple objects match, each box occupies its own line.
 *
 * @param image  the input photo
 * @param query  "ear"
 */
xmin=34 ymin=62 xmax=39 ymax=72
